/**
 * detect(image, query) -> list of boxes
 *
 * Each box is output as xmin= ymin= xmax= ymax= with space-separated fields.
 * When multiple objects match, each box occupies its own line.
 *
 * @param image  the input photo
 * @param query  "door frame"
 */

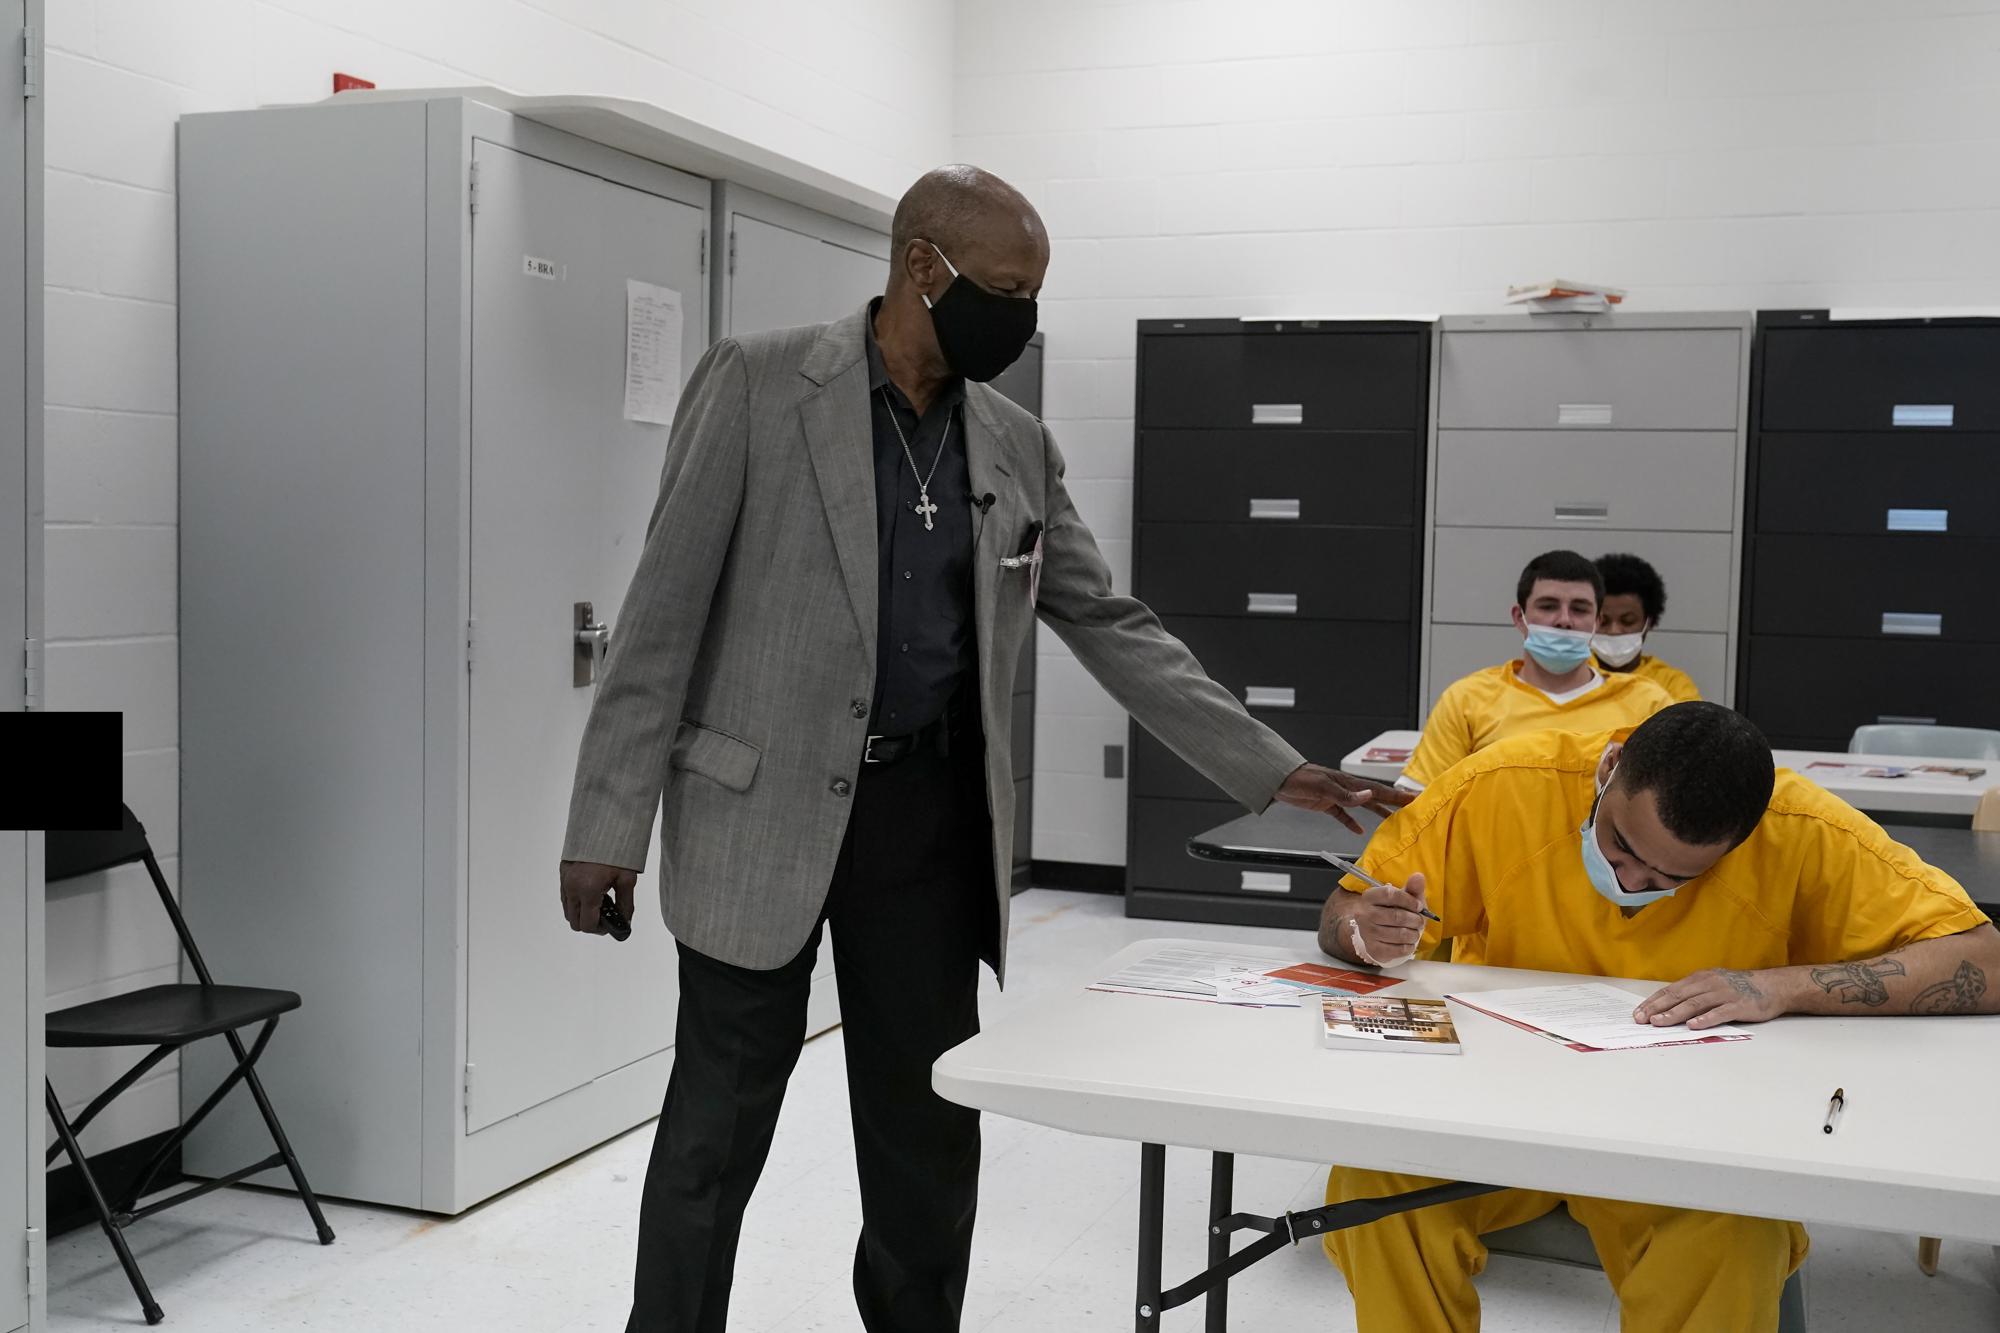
xmin=6 ymin=1 xmax=45 ymax=1328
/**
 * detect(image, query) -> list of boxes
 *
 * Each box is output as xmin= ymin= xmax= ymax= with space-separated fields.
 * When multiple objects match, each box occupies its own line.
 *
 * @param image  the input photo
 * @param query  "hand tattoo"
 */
xmin=1719 ymin=969 xmax=1763 ymax=999
xmin=1809 ymin=956 xmax=1906 ymax=1007
xmin=1910 ymin=961 xmax=1988 ymax=1015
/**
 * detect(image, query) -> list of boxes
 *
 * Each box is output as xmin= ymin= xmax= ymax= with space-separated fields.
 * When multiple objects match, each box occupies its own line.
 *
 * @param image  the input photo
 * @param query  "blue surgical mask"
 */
xmin=1523 ymin=624 xmax=1595 ymax=674
xmin=1580 ymin=772 xmax=1680 ymax=909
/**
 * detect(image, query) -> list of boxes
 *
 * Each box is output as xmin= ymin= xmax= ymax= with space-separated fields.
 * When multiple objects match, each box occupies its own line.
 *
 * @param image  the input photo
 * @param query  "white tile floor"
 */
xmin=49 ymin=888 xmax=2000 ymax=1331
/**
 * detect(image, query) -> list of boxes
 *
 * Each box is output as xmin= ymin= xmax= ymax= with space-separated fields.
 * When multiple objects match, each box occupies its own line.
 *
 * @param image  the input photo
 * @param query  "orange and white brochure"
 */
xmin=1445 ymin=981 xmax=1753 ymax=1053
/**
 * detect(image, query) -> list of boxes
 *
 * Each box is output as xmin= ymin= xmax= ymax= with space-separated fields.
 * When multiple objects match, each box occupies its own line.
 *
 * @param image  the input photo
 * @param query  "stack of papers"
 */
xmin=1446 ymin=982 xmax=1752 ymax=1052
xmin=1505 ymin=279 xmax=1627 ymax=314
xmin=1090 ymin=945 xmax=1399 ymax=1009
xmin=1362 ymin=745 xmax=1413 ymax=764
xmin=1804 ymin=760 xmax=1987 ymax=781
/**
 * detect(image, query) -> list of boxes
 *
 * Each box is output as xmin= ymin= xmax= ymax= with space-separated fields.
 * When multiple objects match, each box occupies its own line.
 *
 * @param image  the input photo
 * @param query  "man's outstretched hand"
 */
xmin=1273 ymin=763 xmax=1413 ymax=835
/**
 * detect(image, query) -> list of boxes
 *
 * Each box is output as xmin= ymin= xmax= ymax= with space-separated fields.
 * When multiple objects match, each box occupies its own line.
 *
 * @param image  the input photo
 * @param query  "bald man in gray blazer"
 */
xmin=559 ymin=167 xmax=1403 ymax=1333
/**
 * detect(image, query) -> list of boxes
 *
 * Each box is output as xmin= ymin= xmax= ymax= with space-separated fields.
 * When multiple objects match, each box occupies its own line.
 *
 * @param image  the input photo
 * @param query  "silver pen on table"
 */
xmin=1823 ymin=1087 xmax=1845 ymax=1135
xmin=1319 ymin=851 xmax=1442 ymax=923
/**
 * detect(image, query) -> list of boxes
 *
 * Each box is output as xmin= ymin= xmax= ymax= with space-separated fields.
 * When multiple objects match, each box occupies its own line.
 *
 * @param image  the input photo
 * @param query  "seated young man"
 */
xmin=1401 ymin=549 xmax=1672 ymax=790
xmin=1593 ymin=551 xmax=1701 ymax=703
xmin=1317 ymin=702 xmax=1998 ymax=1333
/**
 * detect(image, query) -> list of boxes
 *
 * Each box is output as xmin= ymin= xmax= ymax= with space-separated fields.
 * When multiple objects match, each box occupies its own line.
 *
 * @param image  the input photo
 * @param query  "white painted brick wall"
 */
xmin=44 ymin=0 xmax=952 ymax=1154
xmin=959 ymin=0 xmax=2000 ymax=864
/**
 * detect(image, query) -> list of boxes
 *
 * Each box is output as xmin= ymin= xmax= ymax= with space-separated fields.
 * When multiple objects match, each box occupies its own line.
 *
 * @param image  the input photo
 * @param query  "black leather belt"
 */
xmin=863 ymin=711 xmax=965 ymax=765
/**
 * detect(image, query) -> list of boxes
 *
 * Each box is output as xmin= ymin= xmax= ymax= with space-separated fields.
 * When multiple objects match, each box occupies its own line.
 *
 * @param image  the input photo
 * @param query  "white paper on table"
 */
xmin=1446 ymin=981 xmax=1751 ymax=1051
xmin=1091 ymin=946 xmax=1312 ymax=1007
xmin=623 ymin=279 xmax=683 ymax=425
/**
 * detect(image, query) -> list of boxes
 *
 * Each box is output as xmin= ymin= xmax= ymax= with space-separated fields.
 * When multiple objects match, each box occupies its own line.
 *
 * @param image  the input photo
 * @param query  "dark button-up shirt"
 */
xmin=865 ymin=300 xmax=977 ymax=734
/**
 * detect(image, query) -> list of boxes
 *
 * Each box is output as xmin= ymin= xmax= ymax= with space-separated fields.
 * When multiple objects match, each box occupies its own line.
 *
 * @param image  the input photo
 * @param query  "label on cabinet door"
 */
xmin=522 ymin=255 xmax=563 ymax=280
xmin=1557 ymin=403 xmax=1614 ymax=426
xmin=1891 ymin=404 xmax=1953 ymax=428
xmin=624 ymin=280 xmax=684 ymax=425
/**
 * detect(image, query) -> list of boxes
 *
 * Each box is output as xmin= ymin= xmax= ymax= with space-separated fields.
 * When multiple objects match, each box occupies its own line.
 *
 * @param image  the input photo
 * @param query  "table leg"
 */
xmin=1205 ymin=1152 xmax=1233 ymax=1333
xmin=1137 ymin=1142 xmax=1166 ymax=1330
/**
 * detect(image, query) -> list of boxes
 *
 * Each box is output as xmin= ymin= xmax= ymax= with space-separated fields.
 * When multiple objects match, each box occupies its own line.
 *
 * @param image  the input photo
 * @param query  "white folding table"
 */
xmin=1341 ymin=728 xmax=1999 ymax=819
xmin=934 ymin=938 xmax=2000 ymax=1331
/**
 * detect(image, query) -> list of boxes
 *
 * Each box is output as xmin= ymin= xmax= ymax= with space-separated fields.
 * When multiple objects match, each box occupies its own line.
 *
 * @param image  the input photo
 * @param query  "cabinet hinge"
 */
xmin=22 ymin=25 xmax=39 ymax=99
xmin=727 ymin=228 xmax=737 ymax=276
xmin=465 ymin=620 xmax=475 ymax=673
xmin=698 ymin=227 xmax=706 ymax=277
xmin=468 ymin=158 xmax=480 ymax=218
xmin=25 ymin=1225 xmax=44 ymax=1296
xmin=24 ymin=636 xmax=42 ymax=710
xmin=463 ymin=1063 xmax=476 ymax=1121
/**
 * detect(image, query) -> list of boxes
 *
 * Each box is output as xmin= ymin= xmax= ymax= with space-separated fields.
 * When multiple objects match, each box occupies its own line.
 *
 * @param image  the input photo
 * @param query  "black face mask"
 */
xmin=923 ymin=243 xmax=1038 ymax=383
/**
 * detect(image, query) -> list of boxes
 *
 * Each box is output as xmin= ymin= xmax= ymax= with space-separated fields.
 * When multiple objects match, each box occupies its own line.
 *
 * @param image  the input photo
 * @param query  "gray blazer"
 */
xmin=563 ymin=308 xmax=1305 ymax=976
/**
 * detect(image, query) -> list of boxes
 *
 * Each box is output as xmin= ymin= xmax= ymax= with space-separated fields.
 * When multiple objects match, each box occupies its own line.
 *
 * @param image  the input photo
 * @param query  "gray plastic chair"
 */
xmin=1849 ymin=724 xmax=2000 ymax=761
xmin=1485 ymin=1206 xmax=1807 ymax=1332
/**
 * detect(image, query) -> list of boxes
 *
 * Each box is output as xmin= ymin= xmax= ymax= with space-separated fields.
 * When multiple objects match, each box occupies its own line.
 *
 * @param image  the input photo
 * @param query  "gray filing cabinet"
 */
xmin=178 ymin=97 xmax=711 ymax=1212
xmin=3 ymin=5 xmax=43 ymax=1325
xmin=1425 ymin=312 xmax=1751 ymax=709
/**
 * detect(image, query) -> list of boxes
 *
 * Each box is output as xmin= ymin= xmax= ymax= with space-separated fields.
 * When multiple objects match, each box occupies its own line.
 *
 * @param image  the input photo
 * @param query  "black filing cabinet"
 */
xmin=1741 ymin=313 xmax=2000 ymax=750
xmin=1127 ymin=318 xmax=1430 ymax=927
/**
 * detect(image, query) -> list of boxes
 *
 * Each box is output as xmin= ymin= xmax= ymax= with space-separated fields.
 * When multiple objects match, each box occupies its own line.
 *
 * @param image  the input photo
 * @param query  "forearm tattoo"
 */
xmin=1809 ymin=956 xmax=1906 ymax=1007
xmin=1910 ymin=961 xmax=1989 ymax=1015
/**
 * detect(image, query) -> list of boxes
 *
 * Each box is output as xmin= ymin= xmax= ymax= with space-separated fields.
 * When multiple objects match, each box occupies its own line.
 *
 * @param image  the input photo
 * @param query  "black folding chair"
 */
xmin=43 ymin=804 xmax=334 ymax=1324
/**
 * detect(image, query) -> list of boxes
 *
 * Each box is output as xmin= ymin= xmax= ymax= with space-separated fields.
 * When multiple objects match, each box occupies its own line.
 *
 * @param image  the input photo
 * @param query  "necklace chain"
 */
xmin=880 ymin=386 xmax=951 ymax=531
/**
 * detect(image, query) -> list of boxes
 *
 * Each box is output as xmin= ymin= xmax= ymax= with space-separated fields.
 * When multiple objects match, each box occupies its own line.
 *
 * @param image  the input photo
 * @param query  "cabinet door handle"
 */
xmin=1878 ymin=714 xmax=1939 ymax=725
xmin=1249 ymin=497 xmax=1301 ymax=521
xmin=1892 ymin=404 xmax=1954 ymax=428
xmin=1240 ymin=870 xmax=1291 ymax=894
xmin=1881 ymin=612 xmax=1942 ymax=637
xmin=1557 ymin=402 xmax=1614 ymax=427
xmin=1244 ymin=686 xmax=1295 ymax=710
xmin=1886 ymin=508 xmax=1948 ymax=533
xmin=1251 ymin=402 xmax=1304 ymax=425
xmin=1247 ymin=593 xmax=1298 ymax=615
xmin=1554 ymin=501 xmax=1610 ymax=522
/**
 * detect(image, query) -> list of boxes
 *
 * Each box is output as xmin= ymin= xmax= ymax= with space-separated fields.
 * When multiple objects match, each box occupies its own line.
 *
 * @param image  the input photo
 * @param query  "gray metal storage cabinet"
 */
xmin=1127 ymin=317 xmax=1431 ymax=929
xmin=178 ymin=97 xmax=712 ymax=1212
xmin=4 ymin=3 xmax=44 ymax=1322
xmin=1742 ymin=311 xmax=2000 ymax=749
xmin=1425 ymin=311 xmax=1752 ymax=709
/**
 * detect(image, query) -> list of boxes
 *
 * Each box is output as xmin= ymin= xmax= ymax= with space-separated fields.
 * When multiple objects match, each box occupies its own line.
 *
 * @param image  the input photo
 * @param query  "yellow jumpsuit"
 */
xmin=1402 ymin=661 xmax=1672 ymax=788
xmin=1606 ymin=652 xmax=1702 ymax=704
xmin=1326 ymin=727 xmax=1990 ymax=1333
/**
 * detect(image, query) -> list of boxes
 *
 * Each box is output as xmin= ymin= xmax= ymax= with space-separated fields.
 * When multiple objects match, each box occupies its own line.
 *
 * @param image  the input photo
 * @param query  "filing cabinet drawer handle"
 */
xmin=1891 ymin=404 xmax=1954 ymax=428
xmin=1557 ymin=402 xmax=1614 ymax=427
xmin=1251 ymin=403 xmax=1305 ymax=426
xmin=1885 ymin=508 xmax=1948 ymax=533
xmin=1244 ymin=686 xmax=1296 ymax=710
xmin=1249 ymin=497 xmax=1302 ymax=521
xmin=1247 ymin=593 xmax=1299 ymax=615
xmin=1878 ymin=714 xmax=1939 ymax=726
xmin=1881 ymin=612 xmax=1943 ymax=637
xmin=1554 ymin=501 xmax=1610 ymax=522
xmin=1240 ymin=870 xmax=1292 ymax=894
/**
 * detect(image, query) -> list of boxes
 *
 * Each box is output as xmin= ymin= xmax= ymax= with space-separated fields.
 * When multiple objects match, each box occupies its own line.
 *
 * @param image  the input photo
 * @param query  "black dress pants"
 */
xmin=627 ymin=731 xmax=996 ymax=1333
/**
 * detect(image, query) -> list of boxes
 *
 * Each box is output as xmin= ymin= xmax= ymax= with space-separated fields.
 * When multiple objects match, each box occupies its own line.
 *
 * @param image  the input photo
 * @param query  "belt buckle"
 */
xmin=863 ymin=734 xmax=886 ymax=764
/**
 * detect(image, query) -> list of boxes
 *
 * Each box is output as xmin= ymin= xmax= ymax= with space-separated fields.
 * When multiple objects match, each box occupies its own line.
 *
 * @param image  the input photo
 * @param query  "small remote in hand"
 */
xmin=598 ymin=893 xmax=632 ymax=942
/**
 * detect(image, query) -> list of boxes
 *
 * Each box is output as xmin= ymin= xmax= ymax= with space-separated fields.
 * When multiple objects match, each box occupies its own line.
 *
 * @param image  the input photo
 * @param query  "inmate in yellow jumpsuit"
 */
xmin=1325 ymin=727 xmax=1989 ymax=1333
xmin=1402 ymin=661 xmax=1672 ymax=788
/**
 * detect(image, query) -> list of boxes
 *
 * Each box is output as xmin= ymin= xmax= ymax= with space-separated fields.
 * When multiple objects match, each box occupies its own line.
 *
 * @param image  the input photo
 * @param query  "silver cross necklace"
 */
xmin=881 ymin=386 xmax=951 ymax=532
